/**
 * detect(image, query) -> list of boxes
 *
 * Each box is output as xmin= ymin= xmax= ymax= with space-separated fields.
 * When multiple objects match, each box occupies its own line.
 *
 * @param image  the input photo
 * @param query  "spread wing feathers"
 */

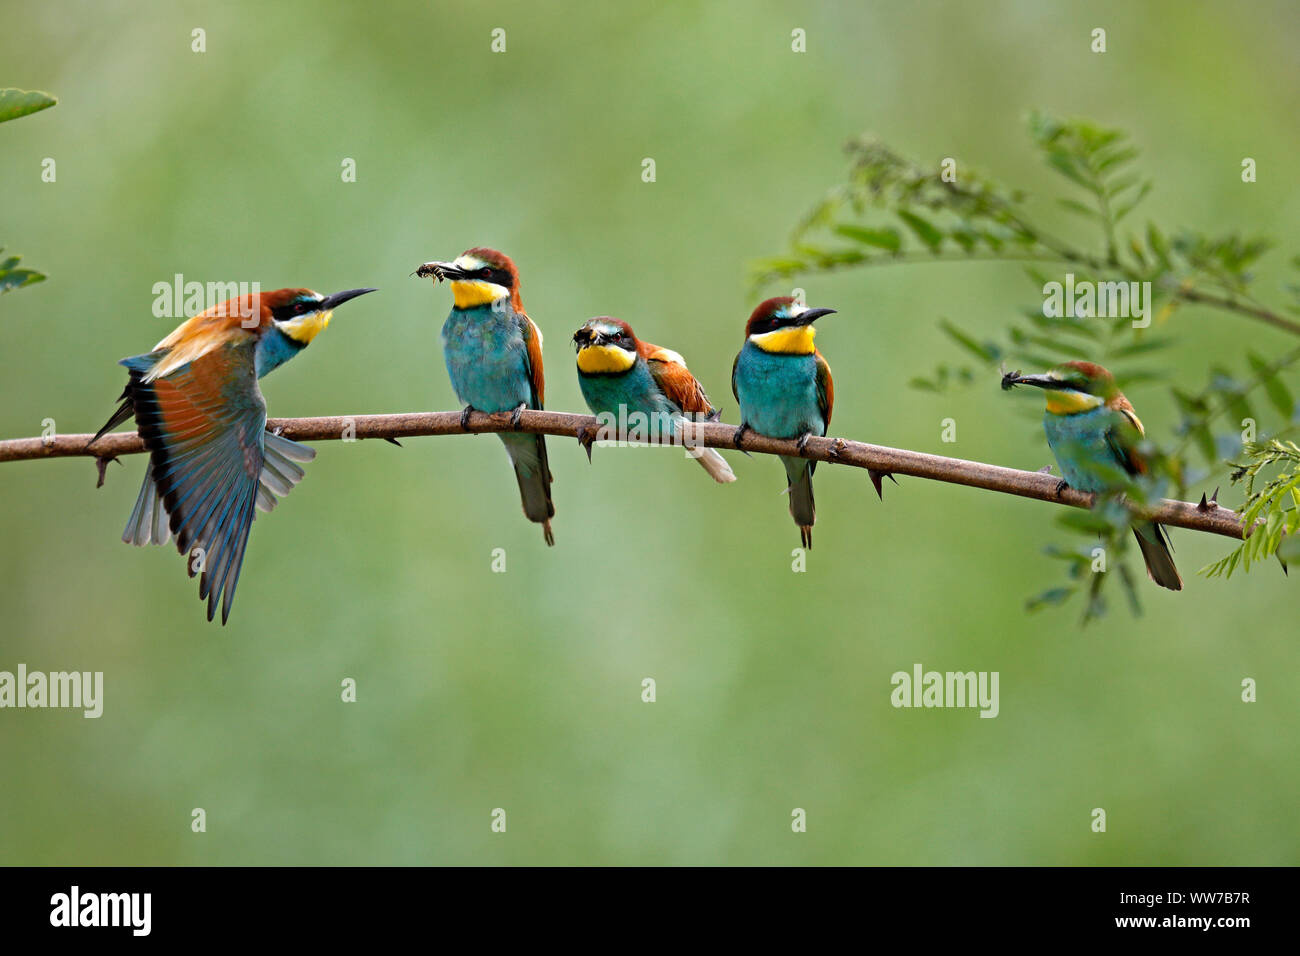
xmin=256 ymin=431 xmax=316 ymax=513
xmin=129 ymin=343 xmax=268 ymax=623
xmin=517 ymin=311 xmax=545 ymax=408
xmin=642 ymin=343 xmax=715 ymax=417
xmin=121 ymin=430 xmax=314 ymax=546
xmin=147 ymin=309 xmax=257 ymax=383
xmin=814 ymin=349 xmax=834 ymax=430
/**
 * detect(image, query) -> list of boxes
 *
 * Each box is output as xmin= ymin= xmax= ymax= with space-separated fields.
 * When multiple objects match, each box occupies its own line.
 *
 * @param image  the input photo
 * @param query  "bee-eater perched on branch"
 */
xmin=90 ymin=286 xmax=376 ymax=622
xmin=572 ymin=317 xmax=736 ymax=483
xmin=1003 ymin=360 xmax=1183 ymax=590
xmin=416 ymin=247 xmax=555 ymax=545
xmin=731 ymin=296 xmax=837 ymax=548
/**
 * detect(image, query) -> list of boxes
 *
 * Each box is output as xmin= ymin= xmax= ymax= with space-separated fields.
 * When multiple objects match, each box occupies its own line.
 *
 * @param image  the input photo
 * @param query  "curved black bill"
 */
xmin=797 ymin=307 xmax=837 ymax=325
xmin=1004 ymin=373 xmax=1057 ymax=390
xmin=319 ymin=288 xmax=377 ymax=311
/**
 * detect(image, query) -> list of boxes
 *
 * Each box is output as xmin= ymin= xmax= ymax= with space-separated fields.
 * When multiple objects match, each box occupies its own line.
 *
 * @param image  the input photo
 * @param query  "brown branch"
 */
xmin=0 ymin=409 xmax=1250 ymax=540
xmin=1169 ymin=287 xmax=1300 ymax=337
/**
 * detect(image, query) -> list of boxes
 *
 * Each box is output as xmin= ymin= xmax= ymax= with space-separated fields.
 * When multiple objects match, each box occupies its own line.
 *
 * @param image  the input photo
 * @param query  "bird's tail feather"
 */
xmin=501 ymin=433 xmax=555 ymax=546
xmin=255 ymin=431 xmax=316 ymax=513
xmin=123 ymin=471 xmax=171 ymax=547
xmin=122 ymin=429 xmax=315 ymax=547
xmin=782 ymin=455 xmax=815 ymax=548
xmin=689 ymin=445 xmax=737 ymax=483
xmin=1133 ymin=522 xmax=1182 ymax=591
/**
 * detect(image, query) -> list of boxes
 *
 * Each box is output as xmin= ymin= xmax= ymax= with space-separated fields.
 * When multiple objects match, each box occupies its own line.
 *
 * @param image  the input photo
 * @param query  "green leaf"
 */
xmin=1057 ymin=198 xmax=1098 ymax=219
xmin=1114 ymin=181 xmax=1152 ymax=222
xmin=0 ymin=248 xmax=46 ymax=293
xmin=1146 ymin=222 xmax=1171 ymax=268
xmin=1026 ymin=586 xmax=1075 ymax=611
xmin=938 ymin=319 xmax=997 ymax=362
xmin=0 ymin=88 xmax=57 ymax=124
xmin=896 ymin=210 xmax=943 ymax=251
xmin=1045 ymin=151 xmax=1093 ymax=191
xmin=1246 ymin=352 xmax=1295 ymax=418
xmin=832 ymin=224 xmax=901 ymax=253
xmin=1095 ymin=146 xmax=1139 ymax=175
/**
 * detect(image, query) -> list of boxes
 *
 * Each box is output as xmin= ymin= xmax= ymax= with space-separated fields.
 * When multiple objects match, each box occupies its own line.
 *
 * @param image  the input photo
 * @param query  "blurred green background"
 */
xmin=2 ymin=0 xmax=1297 ymax=865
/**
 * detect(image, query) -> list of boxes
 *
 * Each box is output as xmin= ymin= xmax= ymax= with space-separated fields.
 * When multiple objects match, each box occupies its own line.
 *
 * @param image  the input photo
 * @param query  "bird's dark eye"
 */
xmin=294 ymin=301 xmax=308 ymax=314
xmin=480 ymin=268 xmax=493 ymax=280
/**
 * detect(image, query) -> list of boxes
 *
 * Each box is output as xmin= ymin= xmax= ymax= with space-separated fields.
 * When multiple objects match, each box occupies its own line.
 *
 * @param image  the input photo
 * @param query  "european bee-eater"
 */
xmin=90 ymin=286 xmax=376 ymax=622
xmin=1003 ymin=360 xmax=1182 ymax=590
xmin=416 ymin=248 xmax=554 ymax=545
xmin=731 ymin=296 xmax=836 ymax=548
xmin=572 ymin=317 xmax=736 ymax=483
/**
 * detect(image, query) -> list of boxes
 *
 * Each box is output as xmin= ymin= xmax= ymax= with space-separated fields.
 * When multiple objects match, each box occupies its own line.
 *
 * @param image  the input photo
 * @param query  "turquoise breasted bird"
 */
xmin=416 ymin=248 xmax=555 ymax=545
xmin=572 ymin=317 xmax=736 ymax=483
xmin=89 ymin=286 xmax=376 ymax=622
xmin=731 ymin=296 xmax=836 ymax=548
xmin=1003 ymin=360 xmax=1182 ymax=590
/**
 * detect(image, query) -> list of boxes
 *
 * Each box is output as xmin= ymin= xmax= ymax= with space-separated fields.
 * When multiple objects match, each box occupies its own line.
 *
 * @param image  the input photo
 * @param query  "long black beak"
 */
xmin=796 ymin=307 xmax=837 ymax=326
xmin=415 ymin=261 xmax=466 ymax=281
xmin=1001 ymin=371 xmax=1057 ymax=391
xmin=318 ymin=288 xmax=377 ymax=311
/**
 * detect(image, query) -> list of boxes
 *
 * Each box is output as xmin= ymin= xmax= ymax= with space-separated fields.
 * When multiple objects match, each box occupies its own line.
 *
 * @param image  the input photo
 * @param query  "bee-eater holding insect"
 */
xmin=572 ymin=317 xmax=736 ymax=483
xmin=1002 ymin=360 xmax=1182 ymax=590
xmin=89 ymin=286 xmax=376 ymax=623
xmin=731 ymin=296 xmax=837 ymax=548
xmin=415 ymin=248 xmax=554 ymax=545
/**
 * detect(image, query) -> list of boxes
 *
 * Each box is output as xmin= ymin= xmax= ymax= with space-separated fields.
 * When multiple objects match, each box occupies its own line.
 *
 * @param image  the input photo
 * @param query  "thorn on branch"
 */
xmin=94 ymin=455 xmax=119 ymax=488
xmin=575 ymin=424 xmax=596 ymax=463
xmin=868 ymin=468 xmax=897 ymax=501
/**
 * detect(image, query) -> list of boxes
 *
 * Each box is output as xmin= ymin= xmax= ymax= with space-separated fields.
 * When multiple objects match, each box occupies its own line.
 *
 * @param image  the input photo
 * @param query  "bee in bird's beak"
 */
xmin=414 ymin=261 xmax=458 ymax=281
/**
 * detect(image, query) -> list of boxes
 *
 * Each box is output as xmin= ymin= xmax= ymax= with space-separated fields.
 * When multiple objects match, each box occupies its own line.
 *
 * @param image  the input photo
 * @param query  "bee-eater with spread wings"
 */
xmin=90 ymin=286 xmax=376 ymax=622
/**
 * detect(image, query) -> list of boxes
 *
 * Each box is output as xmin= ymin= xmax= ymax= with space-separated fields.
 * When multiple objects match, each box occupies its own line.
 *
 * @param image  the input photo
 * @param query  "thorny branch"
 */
xmin=0 ymin=408 xmax=1252 ymax=541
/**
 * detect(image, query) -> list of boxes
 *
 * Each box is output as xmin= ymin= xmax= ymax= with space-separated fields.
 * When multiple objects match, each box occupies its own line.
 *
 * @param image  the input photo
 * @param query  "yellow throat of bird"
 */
xmin=450 ymin=280 xmax=509 ymax=309
xmin=576 ymin=344 xmax=637 ymax=374
xmin=749 ymin=325 xmax=816 ymax=355
xmin=1044 ymin=389 xmax=1104 ymax=415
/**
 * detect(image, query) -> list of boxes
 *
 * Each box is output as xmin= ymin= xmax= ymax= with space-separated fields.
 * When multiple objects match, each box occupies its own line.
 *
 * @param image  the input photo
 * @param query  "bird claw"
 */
xmin=461 ymin=405 xmax=476 ymax=431
xmin=733 ymin=422 xmax=750 ymax=450
xmin=1055 ymin=478 xmax=1070 ymax=497
xmin=796 ymin=433 xmax=812 ymax=456
xmin=510 ymin=403 xmax=526 ymax=429
xmin=828 ymin=437 xmax=847 ymax=461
